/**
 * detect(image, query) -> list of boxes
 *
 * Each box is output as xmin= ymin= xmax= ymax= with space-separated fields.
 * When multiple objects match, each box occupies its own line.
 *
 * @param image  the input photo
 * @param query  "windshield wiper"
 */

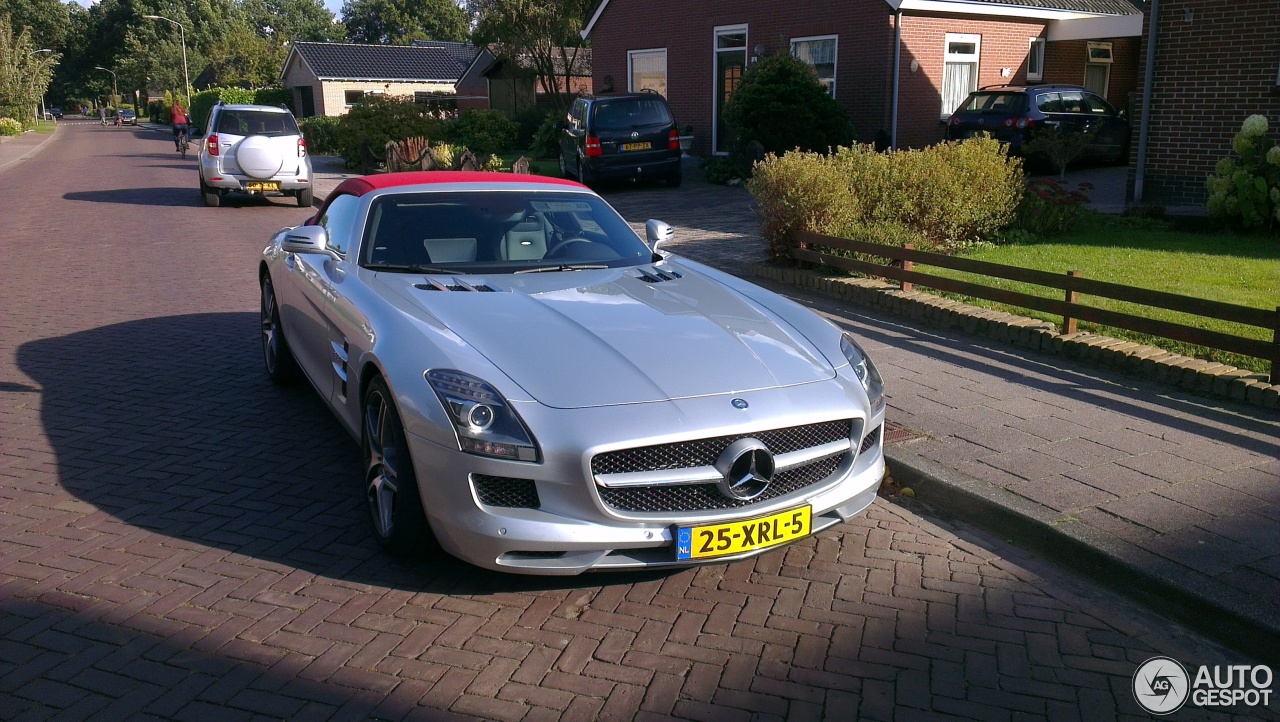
xmin=366 ymin=264 xmax=467 ymax=275
xmin=514 ymin=264 xmax=610 ymax=274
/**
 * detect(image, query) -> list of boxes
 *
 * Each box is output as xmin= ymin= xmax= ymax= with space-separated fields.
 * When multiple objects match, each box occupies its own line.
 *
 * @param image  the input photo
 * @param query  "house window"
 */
xmin=1027 ymin=38 xmax=1045 ymax=82
xmin=344 ymin=90 xmax=364 ymax=106
xmin=942 ymin=33 xmax=981 ymax=118
xmin=1084 ymin=41 xmax=1112 ymax=97
xmin=791 ymin=36 xmax=837 ymax=97
xmin=629 ymin=49 xmax=667 ymax=96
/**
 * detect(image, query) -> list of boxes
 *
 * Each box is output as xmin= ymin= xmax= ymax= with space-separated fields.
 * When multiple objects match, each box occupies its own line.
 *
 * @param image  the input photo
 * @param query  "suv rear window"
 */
xmin=215 ymin=110 xmax=299 ymax=137
xmin=590 ymin=98 xmax=673 ymax=131
xmin=959 ymin=93 xmax=1027 ymax=113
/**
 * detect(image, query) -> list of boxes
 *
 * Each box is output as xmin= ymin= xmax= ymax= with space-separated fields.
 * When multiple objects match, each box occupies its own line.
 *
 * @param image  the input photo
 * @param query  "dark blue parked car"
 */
xmin=945 ymin=84 xmax=1131 ymax=165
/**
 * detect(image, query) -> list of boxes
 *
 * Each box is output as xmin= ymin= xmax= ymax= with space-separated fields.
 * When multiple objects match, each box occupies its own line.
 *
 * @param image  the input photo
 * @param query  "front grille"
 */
xmin=472 ymin=475 xmax=540 ymax=508
xmin=860 ymin=425 xmax=881 ymax=454
xmin=591 ymin=419 xmax=853 ymax=476
xmin=598 ymin=454 xmax=845 ymax=513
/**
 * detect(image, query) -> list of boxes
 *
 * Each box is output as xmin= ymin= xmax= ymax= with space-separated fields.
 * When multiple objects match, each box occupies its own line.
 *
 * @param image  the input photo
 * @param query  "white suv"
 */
xmin=198 ymin=103 xmax=313 ymax=208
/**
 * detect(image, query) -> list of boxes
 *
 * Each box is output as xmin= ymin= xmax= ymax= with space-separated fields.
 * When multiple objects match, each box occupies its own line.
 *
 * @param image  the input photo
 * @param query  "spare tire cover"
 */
xmin=236 ymin=135 xmax=284 ymax=179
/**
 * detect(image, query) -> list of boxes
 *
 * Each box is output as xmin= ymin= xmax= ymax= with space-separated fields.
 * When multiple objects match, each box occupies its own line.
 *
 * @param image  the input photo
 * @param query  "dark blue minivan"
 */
xmin=945 ymin=84 xmax=1131 ymax=164
xmin=559 ymin=93 xmax=683 ymax=187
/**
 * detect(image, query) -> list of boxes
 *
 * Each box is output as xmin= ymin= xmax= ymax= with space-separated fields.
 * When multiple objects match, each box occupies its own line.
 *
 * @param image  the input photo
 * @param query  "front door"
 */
xmin=298 ymin=86 xmax=315 ymax=118
xmin=713 ymin=25 xmax=747 ymax=155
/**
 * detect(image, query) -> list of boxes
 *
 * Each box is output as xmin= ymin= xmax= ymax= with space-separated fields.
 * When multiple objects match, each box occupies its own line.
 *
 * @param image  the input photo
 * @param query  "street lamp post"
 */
xmin=94 ymin=66 xmax=118 ymax=109
xmin=143 ymin=15 xmax=191 ymax=109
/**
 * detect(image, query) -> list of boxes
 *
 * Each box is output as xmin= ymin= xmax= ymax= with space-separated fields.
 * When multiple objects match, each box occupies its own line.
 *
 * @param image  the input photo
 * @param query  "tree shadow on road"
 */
xmin=16 ymin=313 xmax=674 ymax=595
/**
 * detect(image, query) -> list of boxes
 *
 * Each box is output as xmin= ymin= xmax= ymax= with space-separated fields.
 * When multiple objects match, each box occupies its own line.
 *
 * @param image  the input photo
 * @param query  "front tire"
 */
xmin=260 ymin=275 xmax=300 ymax=385
xmin=363 ymin=377 xmax=435 ymax=556
xmin=666 ymin=168 xmax=683 ymax=188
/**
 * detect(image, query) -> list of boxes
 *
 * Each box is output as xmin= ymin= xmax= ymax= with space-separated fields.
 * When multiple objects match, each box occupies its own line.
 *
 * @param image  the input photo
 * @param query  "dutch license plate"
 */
xmin=245 ymin=181 xmax=281 ymax=192
xmin=621 ymin=142 xmax=651 ymax=151
xmin=676 ymin=505 xmax=811 ymax=560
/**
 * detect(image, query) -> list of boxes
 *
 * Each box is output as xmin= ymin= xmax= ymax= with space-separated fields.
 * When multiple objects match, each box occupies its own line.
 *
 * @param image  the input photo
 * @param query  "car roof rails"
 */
xmin=978 ymin=83 xmax=1017 ymax=90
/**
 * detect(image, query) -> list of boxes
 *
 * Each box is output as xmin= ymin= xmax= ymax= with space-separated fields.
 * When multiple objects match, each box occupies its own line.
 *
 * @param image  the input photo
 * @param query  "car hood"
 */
xmin=382 ymin=264 xmax=835 ymax=409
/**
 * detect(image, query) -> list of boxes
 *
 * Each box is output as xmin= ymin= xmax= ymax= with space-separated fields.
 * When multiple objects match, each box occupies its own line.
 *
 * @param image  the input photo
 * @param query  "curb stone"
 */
xmin=750 ymin=263 xmax=1280 ymax=411
xmin=885 ymin=447 xmax=1280 ymax=665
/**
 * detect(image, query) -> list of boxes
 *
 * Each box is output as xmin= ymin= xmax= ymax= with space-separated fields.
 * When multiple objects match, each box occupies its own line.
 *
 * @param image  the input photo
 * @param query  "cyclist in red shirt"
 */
xmin=170 ymin=102 xmax=190 ymax=152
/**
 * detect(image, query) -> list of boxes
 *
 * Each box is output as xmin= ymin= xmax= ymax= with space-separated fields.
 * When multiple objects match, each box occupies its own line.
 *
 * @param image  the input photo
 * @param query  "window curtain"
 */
xmin=793 ymin=40 xmax=836 ymax=96
xmin=941 ymin=62 xmax=974 ymax=116
xmin=631 ymin=53 xmax=667 ymax=96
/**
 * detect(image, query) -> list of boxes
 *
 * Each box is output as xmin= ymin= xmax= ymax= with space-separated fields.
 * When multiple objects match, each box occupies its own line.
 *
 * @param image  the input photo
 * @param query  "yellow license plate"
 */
xmin=677 ymin=506 xmax=811 ymax=560
xmin=245 ymin=181 xmax=281 ymax=192
xmin=621 ymin=142 xmax=651 ymax=151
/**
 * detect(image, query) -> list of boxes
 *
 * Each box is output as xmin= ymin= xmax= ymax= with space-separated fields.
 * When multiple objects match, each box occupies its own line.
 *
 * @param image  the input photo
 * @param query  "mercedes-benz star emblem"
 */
xmin=732 ymin=398 xmax=749 ymax=409
xmin=714 ymin=439 xmax=775 ymax=500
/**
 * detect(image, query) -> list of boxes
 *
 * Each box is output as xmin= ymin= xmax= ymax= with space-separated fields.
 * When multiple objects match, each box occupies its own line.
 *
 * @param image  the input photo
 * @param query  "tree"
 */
xmin=0 ymin=14 xmax=59 ymax=122
xmin=722 ymin=53 xmax=855 ymax=156
xmin=239 ymin=0 xmax=342 ymax=43
xmin=0 ymin=0 xmax=70 ymax=49
xmin=341 ymin=0 xmax=468 ymax=45
xmin=469 ymin=0 xmax=592 ymax=115
xmin=204 ymin=21 xmax=285 ymax=87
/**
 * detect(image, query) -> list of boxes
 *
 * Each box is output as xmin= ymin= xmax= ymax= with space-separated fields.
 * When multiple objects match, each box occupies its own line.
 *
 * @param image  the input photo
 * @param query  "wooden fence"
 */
xmin=789 ymin=229 xmax=1280 ymax=381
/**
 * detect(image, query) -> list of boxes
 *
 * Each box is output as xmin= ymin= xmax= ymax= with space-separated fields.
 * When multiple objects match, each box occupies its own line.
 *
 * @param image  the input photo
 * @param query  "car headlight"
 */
xmin=426 ymin=370 xmax=539 ymax=462
xmin=840 ymin=333 xmax=885 ymax=413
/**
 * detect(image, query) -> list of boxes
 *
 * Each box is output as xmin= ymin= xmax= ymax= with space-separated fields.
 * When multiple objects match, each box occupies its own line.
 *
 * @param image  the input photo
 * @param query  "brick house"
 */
xmin=1131 ymin=1 xmax=1280 ymax=209
xmin=279 ymin=41 xmax=480 ymax=117
xmin=581 ymin=0 xmax=1142 ymax=157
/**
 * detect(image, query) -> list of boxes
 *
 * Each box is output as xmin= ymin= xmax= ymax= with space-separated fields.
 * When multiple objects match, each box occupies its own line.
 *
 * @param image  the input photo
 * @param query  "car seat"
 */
xmin=500 ymin=216 xmax=548 ymax=261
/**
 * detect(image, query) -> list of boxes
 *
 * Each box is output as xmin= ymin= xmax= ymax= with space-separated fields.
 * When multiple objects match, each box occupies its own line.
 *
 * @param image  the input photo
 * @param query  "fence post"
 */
xmin=901 ymin=244 xmax=914 ymax=292
xmin=1271 ymin=306 xmax=1279 ymax=383
xmin=1063 ymin=270 xmax=1080 ymax=334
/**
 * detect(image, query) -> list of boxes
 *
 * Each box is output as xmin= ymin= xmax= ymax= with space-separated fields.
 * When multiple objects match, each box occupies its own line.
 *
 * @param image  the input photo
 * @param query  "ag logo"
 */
xmin=1133 ymin=656 xmax=1190 ymax=715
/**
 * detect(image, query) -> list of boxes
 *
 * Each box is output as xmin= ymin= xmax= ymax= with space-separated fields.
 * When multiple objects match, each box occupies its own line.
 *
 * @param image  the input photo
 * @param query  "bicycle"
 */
xmin=177 ymin=128 xmax=189 ymax=159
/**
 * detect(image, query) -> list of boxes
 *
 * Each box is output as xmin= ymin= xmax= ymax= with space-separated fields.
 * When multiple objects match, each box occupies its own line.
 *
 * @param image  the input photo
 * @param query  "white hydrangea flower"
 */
xmin=1268 ymin=145 xmax=1280 ymax=166
xmin=1240 ymin=114 xmax=1269 ymax=137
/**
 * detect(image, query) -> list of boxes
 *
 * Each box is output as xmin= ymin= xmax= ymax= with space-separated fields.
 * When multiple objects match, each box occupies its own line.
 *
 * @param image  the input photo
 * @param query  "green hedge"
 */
xmin=186 ymin=87 xmax=292 ymax=130
xmin=299 ymin=116 xmax=342 ymax=155
xmin=749 ymin=137 xmax=1024 ymax=260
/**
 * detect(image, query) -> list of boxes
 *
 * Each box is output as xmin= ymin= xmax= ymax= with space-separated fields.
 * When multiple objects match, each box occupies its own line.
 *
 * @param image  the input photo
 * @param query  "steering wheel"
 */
xmin=545 ymin=236 xmax=594 ymax=258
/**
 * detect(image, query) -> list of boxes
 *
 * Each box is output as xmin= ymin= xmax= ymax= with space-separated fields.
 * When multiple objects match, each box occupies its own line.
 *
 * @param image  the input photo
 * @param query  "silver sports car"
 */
xmin=260 ymin=171 xmax=886 ymax=575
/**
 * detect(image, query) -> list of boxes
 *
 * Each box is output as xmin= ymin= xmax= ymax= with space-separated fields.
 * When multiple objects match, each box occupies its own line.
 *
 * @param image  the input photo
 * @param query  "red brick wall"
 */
xmin=588 ymin=0 xmax=895 ymax=156
xmin=896 ymin=14 xmax=1048 ymax=148
xmin=1135 ymin=0 xmax=1280 ymax=208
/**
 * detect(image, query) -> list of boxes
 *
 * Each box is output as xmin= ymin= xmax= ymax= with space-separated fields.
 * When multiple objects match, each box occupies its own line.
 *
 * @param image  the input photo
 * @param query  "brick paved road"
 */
xmin=0 ymin=127 xmax=1270 ymax=720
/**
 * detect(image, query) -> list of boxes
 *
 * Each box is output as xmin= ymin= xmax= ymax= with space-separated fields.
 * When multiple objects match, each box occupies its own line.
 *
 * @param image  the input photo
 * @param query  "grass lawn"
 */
xmin=33 ymin=119 xmax=58 ymax=134
xmin=495 ymin=150 xmax=562 ymax=178
xmin=913 ymin=214 xmax=1280 ymax=373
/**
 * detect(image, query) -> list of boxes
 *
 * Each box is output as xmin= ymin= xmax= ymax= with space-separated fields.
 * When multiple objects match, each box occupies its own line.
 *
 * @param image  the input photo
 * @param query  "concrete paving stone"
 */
xmin=1195 ymin=512 xmax=1280 ymax=551
xmin=1097 ymin=492 xmax=1214 ymax=535
xmin=921 ymin=387 xmax=1012 ymax=413
xmin=1005 ymin=476 xmax=1119 ymax=513
xmin=1115 ymin=452 xmax=1218 ymax=484
xmin=1065 ymin=464 xmax=1167 ymax=498
xmin=1141 ymin=526 xmax=1271 ymax=578
xmin=1035 ymin=438 xmax=1134 ymax=467
xmin=1007 ymin=416 xmax=1094 ymax=443
xmin=977 ymin=450 xmax=1082 ymax=482
xmin=893 ymin=411 xmax=980 ymax=441
xmin=1166 ymin=440 xmax=1270 ymax=472
xmin=1210 ymin=465 xmax=1280 ymax=501
xmin=952 ymin=426 xmax=1044 ymax=454
xmin=954 ymin=460 xmax=1039 ymax=490
xmin=1070 ymin=509 xmax=1162 ymax=545
xmin=1153 ymin=479 xmax=1262 ymax=517
xmin=978 ymin=395 xmax=1064 ymax=421
xmin=940 ymin=406 xmax=1027 ymax=431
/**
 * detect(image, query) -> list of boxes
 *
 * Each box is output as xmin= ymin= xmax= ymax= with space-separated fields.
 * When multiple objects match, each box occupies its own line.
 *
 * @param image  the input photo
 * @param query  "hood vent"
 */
xmin=414 ymin=278 xmax=496 ymax=293
xmin=634 ymin=267 xmax=683 ymax=284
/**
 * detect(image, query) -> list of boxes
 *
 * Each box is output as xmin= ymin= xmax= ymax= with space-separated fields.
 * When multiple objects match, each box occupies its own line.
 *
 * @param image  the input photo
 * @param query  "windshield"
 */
xmin=590 ymin=98 xmax=673 ymax=131
xmin=361 ymin=191 xmax=653 ymax=274
xmin=959 ymin=92 xmax=1027 ymax=114
xmin=215 ymin=110 xmax=299 ymax=137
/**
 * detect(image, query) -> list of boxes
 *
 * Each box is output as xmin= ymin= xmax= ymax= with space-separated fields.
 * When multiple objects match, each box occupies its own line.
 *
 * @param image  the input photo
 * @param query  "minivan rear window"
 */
xmin=959 ymin=93 xmax=1027 ymax=113
xmin=590 ymin=98 xmax=673 ymax=131
xmin=215 ymin=110 xmax=299 ymax=137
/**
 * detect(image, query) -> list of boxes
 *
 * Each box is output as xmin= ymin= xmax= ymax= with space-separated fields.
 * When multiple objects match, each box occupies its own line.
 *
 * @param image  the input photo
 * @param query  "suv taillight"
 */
xmin=668 ymin=129 xmax=679 ymax=150
xmin=298 ymin=138 xmax=307 ymax=157
xmin=585 ymin=136 xmax=602 ymax=157
xmin=206 ymin=134 xmax=219 ymax=156
xmin=1004 ymin=118 xmax=1035 ymax=130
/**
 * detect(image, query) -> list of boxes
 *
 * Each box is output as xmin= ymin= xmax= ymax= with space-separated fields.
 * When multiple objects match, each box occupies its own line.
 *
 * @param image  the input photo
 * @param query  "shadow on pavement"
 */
xmin=16 ymin=313 xmax=671 ymax=595
xmin=62 ymin=187 xmax=202 ymax=207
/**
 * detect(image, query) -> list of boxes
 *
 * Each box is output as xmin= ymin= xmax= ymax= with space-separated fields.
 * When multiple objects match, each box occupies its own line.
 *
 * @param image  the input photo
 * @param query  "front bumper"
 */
xmin=404 ymin=380 xmax=886 ymax=575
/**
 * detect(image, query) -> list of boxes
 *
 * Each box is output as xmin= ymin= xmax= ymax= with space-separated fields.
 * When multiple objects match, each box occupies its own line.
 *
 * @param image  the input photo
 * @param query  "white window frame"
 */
xmin=790 ymin=34 xmax=838 ymax=98
xmin=942 ymin=33 xmax=981 ymax=119
xmin=1086 ymin=41 xmax=1114 ymax=63
xmin=344 ymin=89 xmax=365 ymax=107
xmin=712 ymin=24 xmax=749 ymax=156
xmin=1027 ymin=38 xmax=1045 ymax=82
xmin=627 ymin=48 xmax=667 ymax=95
xmin=1084 ymin=41 xmax=1112 ymax=98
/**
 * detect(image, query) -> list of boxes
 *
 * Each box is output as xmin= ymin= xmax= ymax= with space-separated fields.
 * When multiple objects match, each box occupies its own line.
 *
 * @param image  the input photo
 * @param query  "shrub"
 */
xmin=528 ymin=114 xmax=561 ymax=160
xmin=333 ymin=95 xmax=446 ymax=165
xmin=0 ymin=118 xmax=22 ymax=136
xmin=1013 ymin=178 xmax=1092 ymax=236
xmin=431 ymin=143 xmax=457 ymax=170
xmin=512 ymin=107 xmax=552 ymax=150
xmin=299 ymin=116 xmax=342 ymax=155
xmin=252 ymin=87 xmax=292 ymax=112
xmin=705 ymin=153 xmax=751 ymax=185
xmin=1206 ymin=114 xmax=1280 ymax=230
xmin=722 ymin=53 xmax=855 ymax=157
xmin=448 ymin=109 xmax=518 ymax=157
xmin=482 ymin=153 xmax=506 ymax=172
xmin=1020 ymin=127 xmax=1097 ymax=178
xmin=749 ymin=137 xmax=1023 ymax=260
xmin=190 ymin=87 xmax=255 ymax=129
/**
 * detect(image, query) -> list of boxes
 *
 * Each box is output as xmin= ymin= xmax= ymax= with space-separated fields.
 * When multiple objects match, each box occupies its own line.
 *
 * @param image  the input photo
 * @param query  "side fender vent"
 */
xmin=414 ymin=279 xmax=496 ymax=292
xmin=633 ymin=267 xmax=683 ymax=284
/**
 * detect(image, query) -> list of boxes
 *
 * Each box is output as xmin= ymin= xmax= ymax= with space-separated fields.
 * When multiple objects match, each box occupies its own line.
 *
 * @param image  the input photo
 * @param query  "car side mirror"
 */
xmin=281 ymin=225 xmax=333 ymax=256
xmin=645 ymin=219 xmax=674 ymax=254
